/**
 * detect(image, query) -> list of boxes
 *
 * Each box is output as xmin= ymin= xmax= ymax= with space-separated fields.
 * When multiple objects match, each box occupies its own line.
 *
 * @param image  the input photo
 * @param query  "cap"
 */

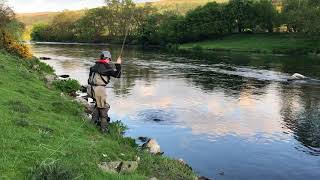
xmin=101 ymin=51 xmax=112 ymax=59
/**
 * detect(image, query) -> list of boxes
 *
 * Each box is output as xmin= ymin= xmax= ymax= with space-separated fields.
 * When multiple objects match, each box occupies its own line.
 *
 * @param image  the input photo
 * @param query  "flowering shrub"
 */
xmin=2 ymin=33 xmax=33 ymax=59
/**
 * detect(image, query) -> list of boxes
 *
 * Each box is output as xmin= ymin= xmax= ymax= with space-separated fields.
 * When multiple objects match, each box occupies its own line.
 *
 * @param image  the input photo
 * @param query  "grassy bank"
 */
xmin=0 ymin=51 xmax=196 ymax=179
xmin=180 ymin=33 xmax=320 ymax=55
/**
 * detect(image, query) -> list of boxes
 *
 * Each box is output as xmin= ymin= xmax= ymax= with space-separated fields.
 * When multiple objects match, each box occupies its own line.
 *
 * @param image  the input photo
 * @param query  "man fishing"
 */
xmin=87 ymin=51 xmax=122 ymax=133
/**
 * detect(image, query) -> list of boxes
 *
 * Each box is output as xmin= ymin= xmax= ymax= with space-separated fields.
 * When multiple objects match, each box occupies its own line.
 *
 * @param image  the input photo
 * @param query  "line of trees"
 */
xmin=1 ymin=1 xmax=32 ymax=58
xmin=31 ymin=0 xmax=156 ymax=43
xmin=139 ymin=0 xmax=320 ymax=45
xmin=30 ymin=0 xmax=320 ymax=45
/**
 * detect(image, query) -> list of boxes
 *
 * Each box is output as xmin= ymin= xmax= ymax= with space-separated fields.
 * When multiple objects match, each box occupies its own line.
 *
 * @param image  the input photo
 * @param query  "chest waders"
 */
xmin=88 ymin=72 xmax=111 ymax=133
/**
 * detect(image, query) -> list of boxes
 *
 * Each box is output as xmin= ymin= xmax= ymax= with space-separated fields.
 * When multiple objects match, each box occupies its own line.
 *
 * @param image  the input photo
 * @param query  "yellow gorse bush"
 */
xmin=2 ymin=33 xmax=33 ymax=59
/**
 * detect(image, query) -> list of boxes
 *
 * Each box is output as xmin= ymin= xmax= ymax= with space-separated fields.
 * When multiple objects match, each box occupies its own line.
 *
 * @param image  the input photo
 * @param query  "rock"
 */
xmin=39 ymin=57 xmax=51 ymax=60
xmin=153 ymin=118 xmax=163 ymax=122
xmin=98 ymin=161 xmax=122 ymax=173
xmin=138 ymin=136 xmax=150 ymax=143
xmin=149 ymin=178 xmax=158 ymax=180
xmin=120 ymin=161 xmax=139 ymax=173
xmin=69 ymin=91 xmax=78 ymax=97
xmin=178 ymin=158 xmax=186 ymax=165
xmin=75 ymin=97 xmax=94 ymax=114
xmin=178 ymin=158 xmax=193 ymax=171
xmin=58 ymin=75 xmax=70 ymax=81
xmin=80 ymin=85 xmax=87 ymax=93
xmin=135 ymin=156 xmax=141 ymax=162
xmin=32 ymin=65 xmax=40 ymax=71
xmin=142 ymin=139 xmax=161 ymax=154
xmin=198 ymin=176 xmax=211 ymax=180
xmin=98 ymin=161 xmax=138 ymax=173
xmin=59 ymin=75 xmax=70 ymax=79
xmin=289 ymin=73 xmax=308 ymax=81
xmin=44 ymin=74 xmax=57 ymax=84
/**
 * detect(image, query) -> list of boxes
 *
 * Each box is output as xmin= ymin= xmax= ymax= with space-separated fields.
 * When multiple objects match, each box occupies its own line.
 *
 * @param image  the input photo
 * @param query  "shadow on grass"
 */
xmin=51 ymin=100 xmax=83 ymax=116
xmin=29 ymin=160 xmax=75 ymax=180
xmin=5 ymin=100 xmax=31 ymax=114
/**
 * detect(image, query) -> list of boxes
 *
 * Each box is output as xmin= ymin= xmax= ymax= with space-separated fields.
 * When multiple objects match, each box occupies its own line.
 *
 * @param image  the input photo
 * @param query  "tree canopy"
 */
xmin=30 ymin=0 xmax=320 ymax=44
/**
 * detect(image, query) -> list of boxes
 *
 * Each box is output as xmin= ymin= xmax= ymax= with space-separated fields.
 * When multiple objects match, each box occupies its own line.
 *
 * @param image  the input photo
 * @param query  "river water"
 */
xmin=32 ymin=44 xmax=320 ymax=180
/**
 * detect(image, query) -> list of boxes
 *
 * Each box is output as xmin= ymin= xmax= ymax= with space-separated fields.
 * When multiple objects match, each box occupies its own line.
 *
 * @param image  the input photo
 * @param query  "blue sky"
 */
xmin=8 ymin=0 xmax=157 ymax=13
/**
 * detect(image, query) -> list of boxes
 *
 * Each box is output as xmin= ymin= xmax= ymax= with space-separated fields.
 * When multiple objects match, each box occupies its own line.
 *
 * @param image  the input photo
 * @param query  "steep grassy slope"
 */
xmin=0 ymin=51 xmax=196 ymax=179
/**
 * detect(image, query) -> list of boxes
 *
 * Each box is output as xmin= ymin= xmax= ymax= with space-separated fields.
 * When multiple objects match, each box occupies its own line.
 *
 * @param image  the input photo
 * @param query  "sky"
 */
xmin=8 ymin=0 xmax=157 ymax=13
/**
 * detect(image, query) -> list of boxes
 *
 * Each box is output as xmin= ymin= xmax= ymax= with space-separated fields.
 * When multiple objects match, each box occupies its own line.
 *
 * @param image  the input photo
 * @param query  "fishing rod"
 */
xmin=119 ymin=9 xmax=134 ymax=58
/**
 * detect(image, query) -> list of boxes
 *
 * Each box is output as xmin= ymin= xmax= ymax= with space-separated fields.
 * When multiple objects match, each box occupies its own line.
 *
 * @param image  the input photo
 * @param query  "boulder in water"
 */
xmin=39 ymin=57 xmax=51 ymax=60
xmin=59 ymin=75 xmax=70 ymax=79
xmin=58 ymin=75 xmax=70 ymax=81
xmin=289 ymin=73 xmax=307 ymax=80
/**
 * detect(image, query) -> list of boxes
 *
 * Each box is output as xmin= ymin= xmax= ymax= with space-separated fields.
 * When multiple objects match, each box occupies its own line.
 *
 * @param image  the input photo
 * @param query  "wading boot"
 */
xmin=91 ymin=107 xmax=100 ymax=125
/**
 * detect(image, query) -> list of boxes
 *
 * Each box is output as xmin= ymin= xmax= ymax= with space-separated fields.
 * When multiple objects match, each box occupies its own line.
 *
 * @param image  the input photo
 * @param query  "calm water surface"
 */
xmin=32 ymin=44 xmax=320 ymax=180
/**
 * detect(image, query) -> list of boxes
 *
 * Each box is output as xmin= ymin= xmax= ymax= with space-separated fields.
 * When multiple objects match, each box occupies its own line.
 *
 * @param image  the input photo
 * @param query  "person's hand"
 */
xmin=116 ymin=57 xmax=122 ymax=64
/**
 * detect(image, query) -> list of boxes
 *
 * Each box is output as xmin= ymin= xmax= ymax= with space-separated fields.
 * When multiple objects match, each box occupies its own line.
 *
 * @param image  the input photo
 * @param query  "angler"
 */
xmin=87 ymin=51 xmax=122 ymax=133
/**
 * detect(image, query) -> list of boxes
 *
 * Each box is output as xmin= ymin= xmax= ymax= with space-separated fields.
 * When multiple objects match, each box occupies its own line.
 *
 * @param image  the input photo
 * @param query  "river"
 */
xmin=32 ymin=44 xmax=320 ymax=180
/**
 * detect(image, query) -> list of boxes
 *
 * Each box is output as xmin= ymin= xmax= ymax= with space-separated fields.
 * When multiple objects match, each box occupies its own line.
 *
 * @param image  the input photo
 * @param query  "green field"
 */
xmin=180 ymin=34 xmax=320 ymax=54
xmin=0 ymin=51 xmax=196 ymax=179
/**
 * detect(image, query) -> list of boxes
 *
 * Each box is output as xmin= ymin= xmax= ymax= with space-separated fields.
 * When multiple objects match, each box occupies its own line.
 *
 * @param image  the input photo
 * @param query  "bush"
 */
xmin=53 ymin=79 xmax=80 ymax=94
xmin=108 ymin=120 xmax=128 ymax=136
xmin=2 ymin=33 xmax=33 ymax=59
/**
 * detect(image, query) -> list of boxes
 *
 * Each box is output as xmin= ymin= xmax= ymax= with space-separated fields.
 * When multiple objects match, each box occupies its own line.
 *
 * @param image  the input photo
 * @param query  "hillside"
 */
xmin=147 ymin=0 xmax=228 ymax=13
xmin=17 ymin=12 xmax=60 ymax=26
xmin=17 ymin=0 xmax=226 ymax=28
xmin=0 ymin=51 xmax=196 ymax=179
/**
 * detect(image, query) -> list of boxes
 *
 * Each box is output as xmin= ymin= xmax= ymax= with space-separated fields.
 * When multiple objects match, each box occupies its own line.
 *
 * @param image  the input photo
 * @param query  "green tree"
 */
xmin=254 ymin=0 xmax=278 ymax=32
xmin=225 ymin=0 xmax=256 ymax=32
xmin=281 ymin=0 xmax=306 ymax=32
xmin=75 ymin=7 xmax=109 ymax=42
xmin=30 ymin=24 xmax=52 ymax=41
xmin=50 ymin=11 xmax=80 ymax=41
xmin=184 ymin=2 xmax=228 ymax=41
xmin=158 ymin=12 xmax=185 ymax=44
xmin=138 ymin=13 xmax=162 ymax=45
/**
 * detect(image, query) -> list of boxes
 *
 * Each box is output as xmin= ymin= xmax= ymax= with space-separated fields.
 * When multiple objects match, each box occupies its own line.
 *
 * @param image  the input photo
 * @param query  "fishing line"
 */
xmin=40 ymin=119 xmax=88 ymax=165
xmin=115 ymin=8 xmax=134 ymax=79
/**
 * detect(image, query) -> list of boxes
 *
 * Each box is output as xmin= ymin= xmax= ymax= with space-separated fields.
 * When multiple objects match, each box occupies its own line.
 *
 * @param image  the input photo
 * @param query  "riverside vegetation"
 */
xmin=28 ymin=0 xmax=320 ymax=54
xmin=0 ymin=2 xmax=196 ymax=179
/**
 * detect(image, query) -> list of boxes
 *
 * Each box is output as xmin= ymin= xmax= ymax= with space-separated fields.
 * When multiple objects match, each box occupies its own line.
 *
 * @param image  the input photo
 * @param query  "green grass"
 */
xmin=0 ymin=51 xmax=196 ymax=180
xmin=180 ymin=33 xmax=320 ymax=54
